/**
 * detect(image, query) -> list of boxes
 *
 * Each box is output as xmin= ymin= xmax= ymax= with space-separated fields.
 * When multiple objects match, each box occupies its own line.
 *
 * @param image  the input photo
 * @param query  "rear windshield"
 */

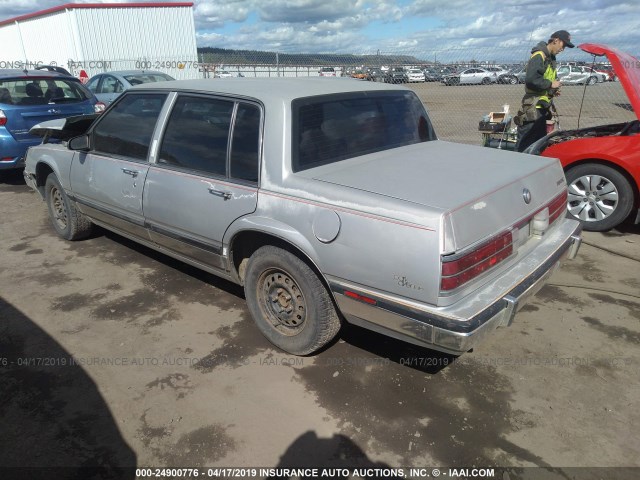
xmin=0 ymin=77 xmax=91 ymax=105
xmin=292 ymin=91 xmax=436 ymax=172
xmin=123 ymin=73 xmax=175 ymax=85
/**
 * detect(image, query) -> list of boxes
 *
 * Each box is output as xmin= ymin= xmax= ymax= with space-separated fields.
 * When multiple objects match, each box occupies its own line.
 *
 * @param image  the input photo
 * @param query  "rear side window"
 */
xmin=0 ymin=78 xmax=91 ymax=106
xmin=292 ymin=91 xmax=435 ymax=172
xmin=158 ymin=95 xmax=234 ymax=176
xmin=93 ymin=93 xmax=167 ymax=161
xmin=230 ymin=103 xmax=261 ymax=183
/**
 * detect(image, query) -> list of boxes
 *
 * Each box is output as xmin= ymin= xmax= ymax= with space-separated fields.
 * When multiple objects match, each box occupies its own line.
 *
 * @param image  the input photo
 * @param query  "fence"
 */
xmin=64 ymin=42 xmax=637 ymax=146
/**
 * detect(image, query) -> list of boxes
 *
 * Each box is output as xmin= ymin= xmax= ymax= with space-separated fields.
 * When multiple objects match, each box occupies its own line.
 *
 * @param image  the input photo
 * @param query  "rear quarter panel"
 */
xmin=25 ymin=144 xmax=76 ymax=191
xmin=226 ymin=187 xmax=444 ymax=305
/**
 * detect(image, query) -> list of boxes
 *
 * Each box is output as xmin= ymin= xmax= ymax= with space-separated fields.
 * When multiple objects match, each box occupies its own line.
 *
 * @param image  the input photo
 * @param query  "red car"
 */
xmin=525 ymin=43 xmax=640 ymax=231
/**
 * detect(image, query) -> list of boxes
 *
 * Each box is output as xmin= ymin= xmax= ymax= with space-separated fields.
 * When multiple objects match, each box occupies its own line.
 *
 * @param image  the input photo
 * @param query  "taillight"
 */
xmin=441 ymin=231 xmax=514 ymax=292
xmin=547 ymin=190 xmax=568 ymax=224
xmin=94 ymin=102 xmax=106 ymax=113
xmin=0 ymin=109 xmax=6 ymax=126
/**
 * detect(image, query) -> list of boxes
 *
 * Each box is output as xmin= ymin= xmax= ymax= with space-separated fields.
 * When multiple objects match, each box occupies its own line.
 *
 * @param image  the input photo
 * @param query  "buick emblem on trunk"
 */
xmin=523 ymin=188 xmax=532 ymax=204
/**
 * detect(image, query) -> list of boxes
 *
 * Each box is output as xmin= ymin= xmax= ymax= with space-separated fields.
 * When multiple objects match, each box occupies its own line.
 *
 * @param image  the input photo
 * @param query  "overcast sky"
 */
xmin=1 ymin=0 xmax=639 ymax=61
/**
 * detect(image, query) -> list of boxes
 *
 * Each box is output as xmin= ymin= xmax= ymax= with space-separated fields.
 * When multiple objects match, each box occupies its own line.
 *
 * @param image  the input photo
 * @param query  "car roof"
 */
xmin=130 ymin=77 xmax=409 ymax=102
xmin=0 ymin=69 xmax=76 ymax=80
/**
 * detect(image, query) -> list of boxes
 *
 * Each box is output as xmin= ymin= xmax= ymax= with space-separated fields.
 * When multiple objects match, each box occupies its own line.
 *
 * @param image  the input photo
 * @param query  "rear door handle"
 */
xmin=122 ymin=168 xmax=139 ymax=178
xmin=208 ymin=188 xmax=232 ymax=200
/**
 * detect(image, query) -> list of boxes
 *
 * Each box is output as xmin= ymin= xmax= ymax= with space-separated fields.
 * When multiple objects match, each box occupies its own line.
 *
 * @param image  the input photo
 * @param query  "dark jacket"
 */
xmin=525 ymin=42 xmax=557 ymax=94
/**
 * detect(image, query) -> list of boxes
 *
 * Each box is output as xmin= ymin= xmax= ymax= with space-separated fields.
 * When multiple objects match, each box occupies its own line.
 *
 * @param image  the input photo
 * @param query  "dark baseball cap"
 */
xmin=551 ymin=30 xmax=575 ymax=48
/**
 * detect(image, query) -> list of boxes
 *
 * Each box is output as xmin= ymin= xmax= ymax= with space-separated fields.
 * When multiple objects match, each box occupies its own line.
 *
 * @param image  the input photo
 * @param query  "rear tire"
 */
xmin=45 ymin=174 xmax=93 ymax=240
xmin=508 ymin=76 xmax=517 ymax=85
xmin=244 ymin=246 xmax=341 ymax=355
xmin=565 ymin=164 xmax=634 ymax=231
xmin=481 ymin=77 xmax=491 ymax=85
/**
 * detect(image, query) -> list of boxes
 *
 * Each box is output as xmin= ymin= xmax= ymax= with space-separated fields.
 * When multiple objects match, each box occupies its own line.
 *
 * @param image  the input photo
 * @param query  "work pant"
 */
xmin=515 ymin=108 xmax=549 ymax=152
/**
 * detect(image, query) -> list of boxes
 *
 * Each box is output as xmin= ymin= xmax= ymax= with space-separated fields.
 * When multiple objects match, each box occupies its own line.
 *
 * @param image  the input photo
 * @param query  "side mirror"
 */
xmin=68 ymin=134 xmax=90 ymax=152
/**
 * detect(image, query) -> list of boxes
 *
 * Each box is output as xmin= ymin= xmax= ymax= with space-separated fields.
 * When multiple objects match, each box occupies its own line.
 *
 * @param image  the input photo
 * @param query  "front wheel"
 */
xmin=587 ymin=76 xmax=597 ymax=86
xmin=244 ymin=246 xmax=341 ymax=355
xmin=565 ymin=164 xmax=634 ymax=231
xmin=508 ymin=76 xmax=517 ymax=85
xmin=45 ymin=174 xmax=93 ymax=240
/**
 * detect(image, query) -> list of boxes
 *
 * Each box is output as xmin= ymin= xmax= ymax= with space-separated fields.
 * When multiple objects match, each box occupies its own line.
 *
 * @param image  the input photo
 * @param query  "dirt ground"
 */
xmin=1 ymin=81 xmax=639 ymax=479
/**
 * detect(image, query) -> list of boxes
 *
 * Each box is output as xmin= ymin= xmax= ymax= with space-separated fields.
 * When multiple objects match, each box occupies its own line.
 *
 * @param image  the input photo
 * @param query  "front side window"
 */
xmin=99 ymin=75 xmax=124 ymax=94
xmin=85 ymin=76 xmax=100 ymax=93
xmin=158 ymin=95 xmax=234 ymax=176
xmin=292 ymin=91 xmax=435 ymax=172
xmin=92 ymin=93 xmax=167 ymax=161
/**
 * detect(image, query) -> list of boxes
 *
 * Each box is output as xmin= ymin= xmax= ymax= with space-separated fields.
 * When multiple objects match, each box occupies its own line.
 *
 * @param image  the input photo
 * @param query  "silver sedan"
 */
xmin=85 ymin=70 xmax=174 ymax=105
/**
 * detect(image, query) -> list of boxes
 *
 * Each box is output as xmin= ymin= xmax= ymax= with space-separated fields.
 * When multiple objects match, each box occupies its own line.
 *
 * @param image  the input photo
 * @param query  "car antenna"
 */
xmin=577 ymin=53 xmax=598 ymax=129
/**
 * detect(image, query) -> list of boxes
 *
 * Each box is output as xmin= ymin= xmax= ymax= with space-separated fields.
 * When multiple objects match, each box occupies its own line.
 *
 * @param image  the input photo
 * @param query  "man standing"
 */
xmin=515 ymin=30 xmax=574 ymax=152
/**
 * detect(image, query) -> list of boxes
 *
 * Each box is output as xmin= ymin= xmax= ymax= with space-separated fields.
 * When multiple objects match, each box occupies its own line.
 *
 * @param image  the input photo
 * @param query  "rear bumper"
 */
xmin=330 ymin=220 xmax=582 ymax=355
xmin=0 ymin=156 xmax=25 ymax=170
xmin=23 ymin=169 xmax=38 ymax=191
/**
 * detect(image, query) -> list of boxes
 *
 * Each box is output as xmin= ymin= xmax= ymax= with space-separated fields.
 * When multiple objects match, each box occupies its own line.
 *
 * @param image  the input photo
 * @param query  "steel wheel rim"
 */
xmin=258 ymin=268 xmax=306 ymax=336
xmin=567 ymin=174 xmax=619 ymax=222
xmin=51 ymin=187 xmax=68 ymax=230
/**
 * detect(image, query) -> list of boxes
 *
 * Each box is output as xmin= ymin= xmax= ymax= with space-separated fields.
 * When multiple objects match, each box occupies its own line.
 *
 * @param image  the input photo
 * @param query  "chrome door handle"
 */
xmin=122 ymin=168 xmax=139 ymax=178
xmin=208 ymin=188 xmax=232 ymax=200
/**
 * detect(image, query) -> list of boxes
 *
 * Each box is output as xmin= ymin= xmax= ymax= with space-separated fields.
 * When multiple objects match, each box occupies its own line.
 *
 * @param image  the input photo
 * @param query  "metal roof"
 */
xmin=0 ymin=3 xmax=193 ymax=27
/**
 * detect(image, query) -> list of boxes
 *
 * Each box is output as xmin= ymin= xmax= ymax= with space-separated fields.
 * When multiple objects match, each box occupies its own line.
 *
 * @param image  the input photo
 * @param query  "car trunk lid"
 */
xmin=7 ymin=104 xmax=91 ymax=142
xmin=310 ymin=140 xmax=566 ymax=252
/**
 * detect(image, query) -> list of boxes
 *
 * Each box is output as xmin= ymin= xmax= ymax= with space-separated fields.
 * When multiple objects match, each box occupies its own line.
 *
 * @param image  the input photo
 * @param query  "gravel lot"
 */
xmin=1 ymin=79 xmax=639 ymax=478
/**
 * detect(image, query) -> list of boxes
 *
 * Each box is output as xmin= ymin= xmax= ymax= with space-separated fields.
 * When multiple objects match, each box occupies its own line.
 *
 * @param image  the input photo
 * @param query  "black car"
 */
xmin=365 ymin=68 xmax=385 ymax=82
xmin=422 ymin=68 xmax=442 ymax=82
xmin=385 ymin=67 xmax=408 ymax=84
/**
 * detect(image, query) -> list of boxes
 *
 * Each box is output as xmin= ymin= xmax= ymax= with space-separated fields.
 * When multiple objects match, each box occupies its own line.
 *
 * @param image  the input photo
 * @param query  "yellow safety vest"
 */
xmin=525 ymin=51 xmax=557 ymax=107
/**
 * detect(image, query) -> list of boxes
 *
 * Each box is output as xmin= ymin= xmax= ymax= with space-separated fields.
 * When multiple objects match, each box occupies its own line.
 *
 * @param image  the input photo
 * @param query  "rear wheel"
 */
xmin=244 ymin=246 xmax=341 ymax=355
xmin=481 ymin=77 xmax=491 ymax=85
xmin=45 ymin=174 xmax=93 ymax=240
xmin=565 ymin=164 xmax=634 ymax=231
xmin=508 ymin=76 xmax=517 ymax=85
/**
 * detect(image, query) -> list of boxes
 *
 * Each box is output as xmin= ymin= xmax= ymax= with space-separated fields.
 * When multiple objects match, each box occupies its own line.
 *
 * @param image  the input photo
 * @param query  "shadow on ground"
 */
xmin=267 ymin=431 xmax=403 ymax=479
xmin=0 ymin=296 xmax=136 ymax=479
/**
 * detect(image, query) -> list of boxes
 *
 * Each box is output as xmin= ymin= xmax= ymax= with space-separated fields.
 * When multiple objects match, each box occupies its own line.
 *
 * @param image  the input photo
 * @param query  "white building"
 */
xmin=0 ymin=2 xmax=200 ymax=80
